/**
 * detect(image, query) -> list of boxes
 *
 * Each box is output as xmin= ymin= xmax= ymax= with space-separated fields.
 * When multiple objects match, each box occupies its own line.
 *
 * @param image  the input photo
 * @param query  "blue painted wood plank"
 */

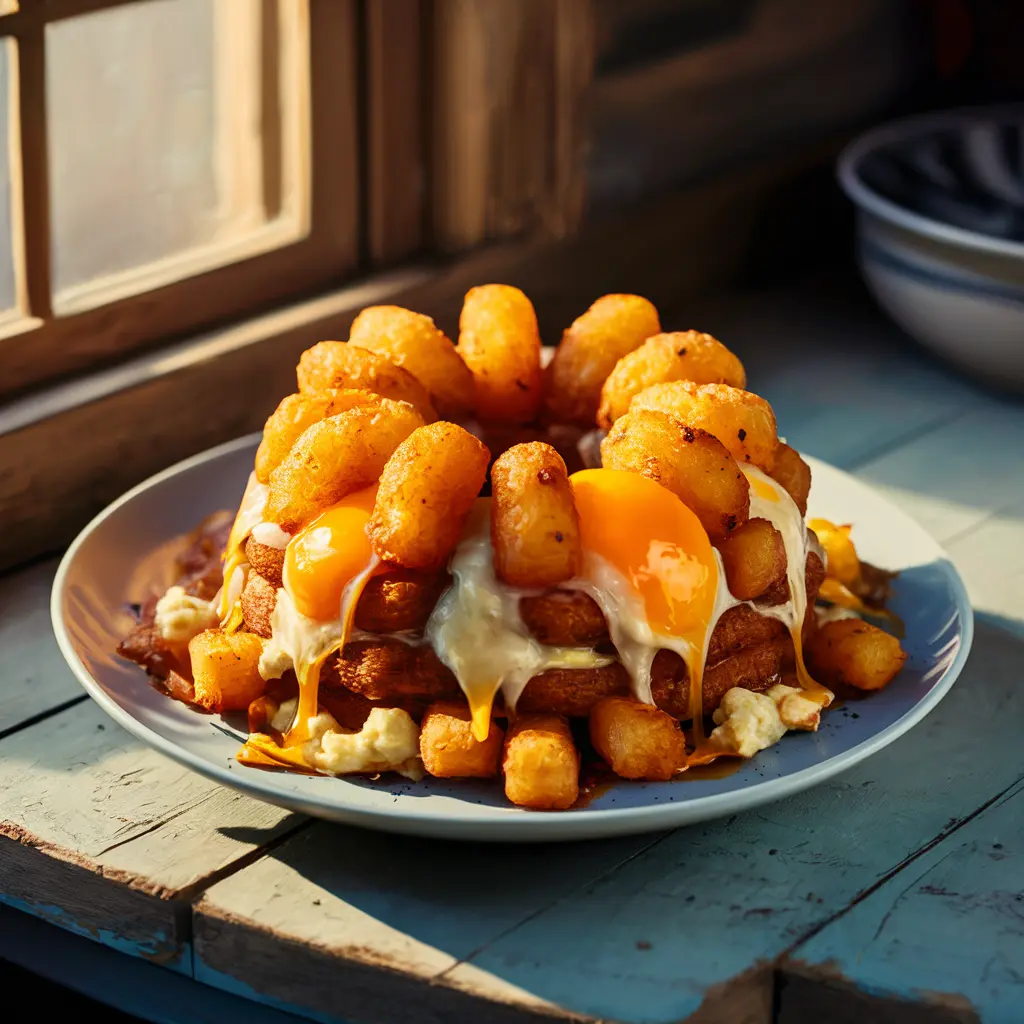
xmin=457 ymin=621 xmax=1024 ymax=1023
xmin=788 ymin=779 xmax=1024 ymax=1022
xmin=0 ymin=904 xmax=328 ymax=1024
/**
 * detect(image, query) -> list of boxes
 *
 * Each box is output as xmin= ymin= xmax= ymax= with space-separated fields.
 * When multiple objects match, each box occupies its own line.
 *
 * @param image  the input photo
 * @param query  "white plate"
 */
xmin=51 ymin=435 xmax=973 ymax=841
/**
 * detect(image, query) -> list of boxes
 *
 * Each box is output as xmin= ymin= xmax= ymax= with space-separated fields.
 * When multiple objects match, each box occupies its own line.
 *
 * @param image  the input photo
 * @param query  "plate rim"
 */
xmin=50 ymin=437 xmax=975 ymax=841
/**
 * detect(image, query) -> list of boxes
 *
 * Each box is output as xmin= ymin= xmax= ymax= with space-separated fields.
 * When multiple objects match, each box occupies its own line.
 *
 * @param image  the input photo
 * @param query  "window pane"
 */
xmin=0 ymin=42 xmax=16 ymax=311
xmin=46 ymin=0 xmax=265 ymax=298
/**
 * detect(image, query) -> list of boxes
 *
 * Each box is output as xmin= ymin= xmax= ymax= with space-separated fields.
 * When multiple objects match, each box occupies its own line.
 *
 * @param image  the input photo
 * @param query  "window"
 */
xmin=0 ymin=0 xmax=358 ymax=397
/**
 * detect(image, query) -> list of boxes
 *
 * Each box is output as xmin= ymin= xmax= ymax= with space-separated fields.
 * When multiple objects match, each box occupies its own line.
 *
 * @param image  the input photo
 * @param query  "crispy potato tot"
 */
xmin=806 ymin=619 xmax=907 ymax=691
xmin=354 ymin=568 xmax=450 ymax=633
xmin=296 ymin=340 xmax=437 ymax=421
xmin=245 ymin=535 xmax=285 ymax=588
xmin=368 ymin=422 xmax=490 ymax=570
xmin=542 ymin=294 xmax=661 ymax=425
xmin=519 ymin=589 xmax=608 ymax=647
xmin=457 ymin=285 xmax=542 ymax=423
xmin=597 ymin=331 xmax=746 ymax=429
xmin=349 ymin=306 xmax=475 ymax=419
xmin=718 ymin=517 xmax=786 ymax=600
xmin=600 ymin=408 xmax=750 ymax=540
xmin=491 ymin=442 xmax=582 ymax=586
xmin=189 ymin=629 xmax=267 ymax=712
xmin=255 ymin=390 xmax=384 ymax=483
xmin=808 ymin=519 xmax=861 ymax=586
xmin=240 ymin=571 xmax=276 ymax=639
xmin=503 ymin=713 xmax=579 ymax=810
xmin=589 ymin=697 xmax=688 ymax=780
xmin=420 ymin=701 xmax=504 ymax=778
xmin=265 ymin=400 xmax=424 ymax=531
xmin=630 ymin=381 xmax=779 ymax=471
xmin=771 ymin=443 xmax=811 ymax=516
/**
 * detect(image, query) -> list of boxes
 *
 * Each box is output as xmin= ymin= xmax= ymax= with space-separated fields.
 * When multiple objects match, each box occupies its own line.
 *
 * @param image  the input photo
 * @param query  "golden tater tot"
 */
xmin=808 ymin=519 xmax=861 ymax=586
xmin=718 ymin=517 xmax=786 ymax=600
xmin=367 ymin=422 xmax=490 ymax=570
xmin=630 ymin=380 xmax=779 ymax=471
xmin=420 ymin=701 xmax=504 ymax=778
xmin=349 ymin=305 xmax=475 ymax=419
xmin=503 ymin=713 xmax=579 ymax=810
xmin=265 ymin=400 xmax=424 ymax=531
xmin=806 ymin=619 xmax=907 ymax=691
xmin=255 ymin=389 xmax=383 ymax=483
xmin=597 ymin=331 xmax=746 ymax=430
xmin=770 ymin=443 xmax=811 ymax=516
xmin=600 ymin=409 xmax=750 ymax=540
xmin=589 ymin=697 xmax=688 ymax=780
xmin=491 ymin=442 xmax=582 ymax=587
xmin=296 ymin=340 xmax=437 ymax=421
xmin=542 ymin=294 xmax=661 ymax=426
xmin=457 ymin=284 xmax=542 ymax=423
xmin=189 ymin=629 xmax=267 ymax=713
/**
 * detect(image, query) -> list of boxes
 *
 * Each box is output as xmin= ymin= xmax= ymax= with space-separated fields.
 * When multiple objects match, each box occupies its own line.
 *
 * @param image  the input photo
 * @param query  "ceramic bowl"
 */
xmin=838 ymin=107 xmax=1024 ymax=390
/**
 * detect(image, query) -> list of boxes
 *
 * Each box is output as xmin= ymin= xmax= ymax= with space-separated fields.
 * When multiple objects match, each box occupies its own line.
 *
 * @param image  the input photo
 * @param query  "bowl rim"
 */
xmin=837 ymin=104 xmax=1024 ymax=261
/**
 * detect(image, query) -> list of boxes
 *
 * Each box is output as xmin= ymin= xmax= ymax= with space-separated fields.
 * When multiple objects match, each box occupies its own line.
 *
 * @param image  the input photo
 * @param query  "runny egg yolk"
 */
xmin=570 ymin=469 xmax=718 ymax=640
xmin=274 ymin=484 xmax=382 ymax=748
xmin=283 ymin=485 xmax=379 ymax=623
xmin=570 ymin=469 xmax=720 ymax=732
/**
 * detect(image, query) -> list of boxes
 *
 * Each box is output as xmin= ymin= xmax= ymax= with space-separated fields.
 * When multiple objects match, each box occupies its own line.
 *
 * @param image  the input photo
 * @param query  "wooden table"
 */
xmin=3 ymin=277 xmax=1022 ymax=1024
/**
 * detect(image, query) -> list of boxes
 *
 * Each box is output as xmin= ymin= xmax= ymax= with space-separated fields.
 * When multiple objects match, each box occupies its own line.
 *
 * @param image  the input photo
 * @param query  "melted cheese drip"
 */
xmin=743 ymin=465 xmax=832 ymax=707
xmin=216 ymin=472 xmax=269 ymax=627
xmin=426 ymin=500 xmax=613 ymax=742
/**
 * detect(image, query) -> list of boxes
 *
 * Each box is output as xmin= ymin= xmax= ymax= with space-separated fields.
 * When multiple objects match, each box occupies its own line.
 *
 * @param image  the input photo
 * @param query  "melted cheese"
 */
xmin=743 ymin=465 xmax=833 ymax=708
xmin=425 ymin=501 xmax=613 ymax=741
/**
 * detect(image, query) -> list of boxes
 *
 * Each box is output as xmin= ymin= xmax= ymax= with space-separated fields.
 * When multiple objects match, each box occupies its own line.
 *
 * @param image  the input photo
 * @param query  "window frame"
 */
xmin=0 ymin=0 xmax=359 ymax=398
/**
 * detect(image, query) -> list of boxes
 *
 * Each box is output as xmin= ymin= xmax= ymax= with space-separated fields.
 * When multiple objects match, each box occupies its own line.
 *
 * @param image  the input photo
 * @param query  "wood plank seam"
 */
xmin=174 ymin=818 xmax=316 ymax=905
xmin=779 ymin=767 xmax=1024 ymax=963
xmin=0 ymin=693 xmax=87 ymax=742
xmin=842 ymin=409 xmax=976 ymax=474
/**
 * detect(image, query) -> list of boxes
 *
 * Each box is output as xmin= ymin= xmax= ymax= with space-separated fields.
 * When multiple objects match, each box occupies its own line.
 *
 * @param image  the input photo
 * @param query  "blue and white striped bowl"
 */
xmin=838 ymin=107 xmax=1024 ymax=390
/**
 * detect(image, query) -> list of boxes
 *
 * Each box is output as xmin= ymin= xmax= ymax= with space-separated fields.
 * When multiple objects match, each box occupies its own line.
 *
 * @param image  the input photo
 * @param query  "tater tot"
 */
xmin=265 ymin=400 xmax=424 ymax=531
xmin=457 ymin=285 xmax=542 ymax=423
xmin=354 ymin=568 xmax=450 ymax=633
xmin=806 ymin=619 xmax=907 ymax=691
xmin=600 ymin=409 xmax=750 ymax=540
xmin=240 ymin=571 xmax=276 ymax=639
xmin=589 ymin=697 xmax=688 ymax=780
xmin=296 ymin=340 xmax=437 ymax=421
xmin=718 ymin=517 xmax=787 ymax=600
xmin=349 ymin=305 xmax=475 ymax=419
xmin=491 ymin=442 xmax=582 ymax=587
xmin=597 ymin=331 xmax=746 ymax=430
xmin=420 ymin=701 xmax=504 ymax=778
xmin=630 ymin=380 xmax=779 ymax=471
xmin=189 ymin=629 xmax=267 ymax=713
xmin=367 ymin=422 xmax=490 ymax=570
xmin=255 ymin=389 xmax=383 ymax=483
xmin=771 ymin=443 xmax=811 ymax=516
xmin=542 ymin=294 xmax=661 ymax=426
xmin=503 ymin=714 xmax=579 ymax=810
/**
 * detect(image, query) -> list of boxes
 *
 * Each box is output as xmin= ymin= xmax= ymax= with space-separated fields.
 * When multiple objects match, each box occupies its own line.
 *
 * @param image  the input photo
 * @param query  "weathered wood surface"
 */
xmin=0 ymin=697 xmax=305 ymax=969
xmin=0 ymin=278 xmax=1021 ymax=1022
xmin=0 ymin=559 xmax=83 ymax=734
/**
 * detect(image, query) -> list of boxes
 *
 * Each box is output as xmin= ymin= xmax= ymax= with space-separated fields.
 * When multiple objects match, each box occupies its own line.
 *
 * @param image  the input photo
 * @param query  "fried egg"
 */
xmin=216 ymin=471 xmax=269 ymax=627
